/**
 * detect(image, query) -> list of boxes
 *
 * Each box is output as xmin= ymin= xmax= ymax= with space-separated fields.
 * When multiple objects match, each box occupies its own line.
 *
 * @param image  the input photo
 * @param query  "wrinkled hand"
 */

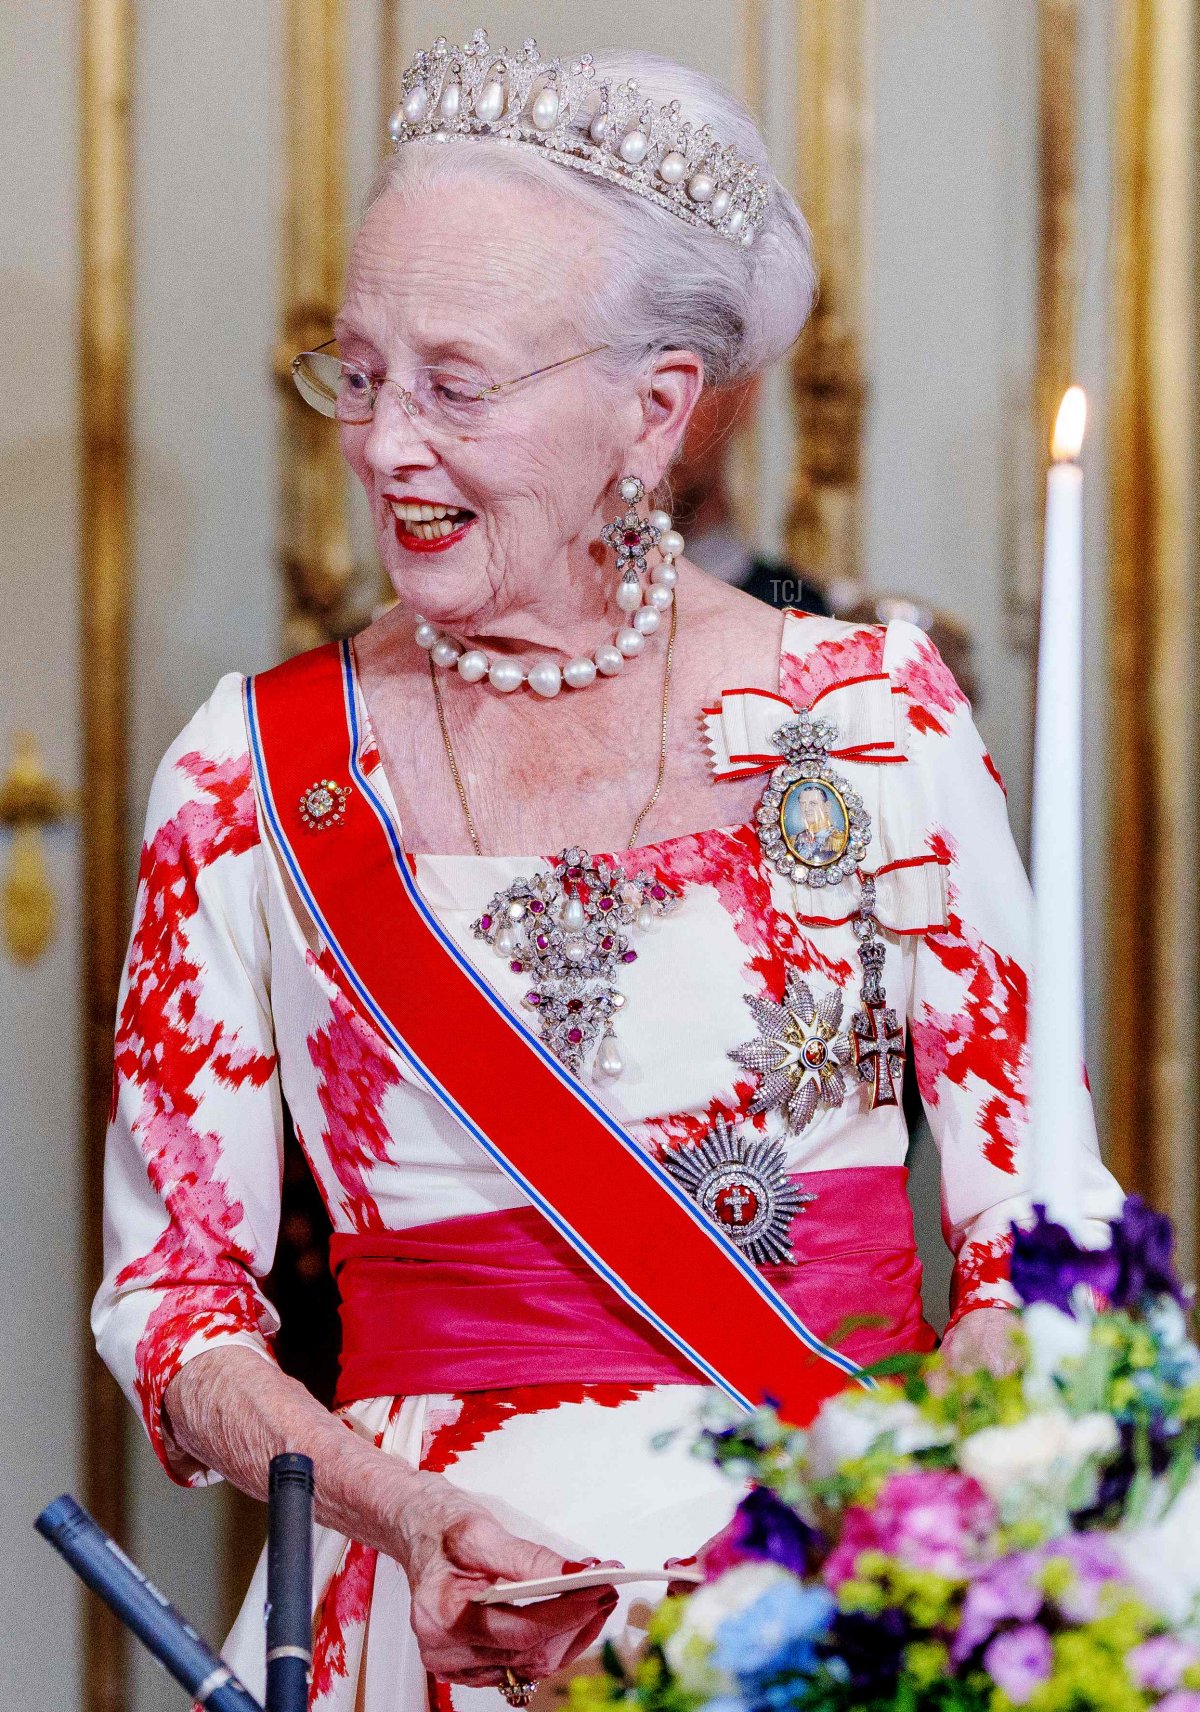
xmin=939 ymin=1306 xmax=1019 ymax=1377
xmin=399 ymin=1475 xmax=619 ymax=1688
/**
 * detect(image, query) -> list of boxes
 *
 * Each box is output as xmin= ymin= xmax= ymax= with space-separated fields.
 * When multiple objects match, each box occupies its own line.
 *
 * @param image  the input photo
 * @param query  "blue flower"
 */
xmin=714 ymin=1581 xmax=835 ymax=1687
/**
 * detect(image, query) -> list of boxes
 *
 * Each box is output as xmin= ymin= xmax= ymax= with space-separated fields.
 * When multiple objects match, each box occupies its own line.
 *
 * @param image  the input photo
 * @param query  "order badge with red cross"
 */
xmin=663 ymin=1115 xmax=814 ymax=1268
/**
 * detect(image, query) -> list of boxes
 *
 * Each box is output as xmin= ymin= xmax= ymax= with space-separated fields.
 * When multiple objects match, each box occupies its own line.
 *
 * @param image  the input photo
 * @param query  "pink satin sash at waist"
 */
xmin=329 ymin=1165 xmax=935 ymax=1405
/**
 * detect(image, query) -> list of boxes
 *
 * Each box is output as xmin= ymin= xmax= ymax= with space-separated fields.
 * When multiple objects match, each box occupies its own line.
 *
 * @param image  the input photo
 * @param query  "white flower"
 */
xmin=958 ymin=1409 xmax=1119 ymax=1515
xmin=804 ymin=1394 xmax=953 ymax=1481
xmin=1113 ymin=1467 xmax=1200 ymax=1627
xmin=1021 ymin=1302 xmax=1093 ymax=1406
xmin=663 ymin=1563 xmax=796 ymax=1697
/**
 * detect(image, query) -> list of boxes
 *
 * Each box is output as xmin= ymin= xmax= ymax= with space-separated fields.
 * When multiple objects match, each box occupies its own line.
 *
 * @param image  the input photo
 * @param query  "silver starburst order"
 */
xmin=729 ymin=968 xmax=853 ymax=1132
xmin=661 ymin=1115 xmax=813 ymax=1266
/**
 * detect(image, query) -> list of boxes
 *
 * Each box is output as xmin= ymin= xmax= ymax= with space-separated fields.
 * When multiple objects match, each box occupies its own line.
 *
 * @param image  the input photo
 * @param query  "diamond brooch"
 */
xmin=298 ymin=778 xmax=351 ymax=832
xmin=754 ymin=710 xmax=870 ymax=887
xmin=472 ymin=847 xmax=678 ymax=1079
xmin=729 ymin=968 xmax=854 ymax=1133
xmin=662 ymin=1116 xmax=813 ymax=1267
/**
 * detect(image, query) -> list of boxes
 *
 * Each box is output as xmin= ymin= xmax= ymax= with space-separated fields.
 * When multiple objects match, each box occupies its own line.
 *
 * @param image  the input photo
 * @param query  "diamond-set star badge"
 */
xmin=729 ymin=968 xmax=854 ymax=1133
xmin=662 ymin=1115 xmax=814 ymax=1266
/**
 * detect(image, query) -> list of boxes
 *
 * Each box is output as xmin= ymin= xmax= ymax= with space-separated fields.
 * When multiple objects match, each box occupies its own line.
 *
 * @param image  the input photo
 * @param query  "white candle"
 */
xmin=1028 ymin=385 xmax=1090 ymax=1229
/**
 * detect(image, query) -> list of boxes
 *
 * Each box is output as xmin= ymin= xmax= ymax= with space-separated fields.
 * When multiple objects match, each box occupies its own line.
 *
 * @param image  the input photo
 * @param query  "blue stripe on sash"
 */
xmin=243 ymin=643 xmax=867 ymax=1408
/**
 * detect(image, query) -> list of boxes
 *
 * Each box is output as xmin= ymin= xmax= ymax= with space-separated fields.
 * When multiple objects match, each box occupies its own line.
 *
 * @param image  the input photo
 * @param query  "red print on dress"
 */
xmin=310 ymin=1407 xmax=401 ymax=1702
xmin=982 ymin=750 xmax=1007 ymax=796
xmin=948 ymin=1231 xmax=1015 ymax=1327
xmin=306 ymin=949 xmax=404 ymax=1232
xmin=310 ymin=1538 xmax=378 ymax=1703
xmin=420 ymin=1384 xmax=647 ymax=1474
xmin=778 ymin=625 xmax=885 ymax=710
xmin=640 ymin=827 xmax=854 ymax=1135
xmin=648 ymin=1082 xmax=763 ymax=1153
xmin=891 ymin=634 xmax=969 ymax=738
xmin=111 ymin=752 xmax=276 ymax=1449
xmin=909 ymin=833 xmax=1027 ymax=1174
xmin=648 ymin=825 xmax=855 ymax=997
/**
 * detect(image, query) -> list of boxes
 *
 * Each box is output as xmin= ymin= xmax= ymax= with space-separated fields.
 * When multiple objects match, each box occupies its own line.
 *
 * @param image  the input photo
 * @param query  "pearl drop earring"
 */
xmin=599 ymin=474 xmax=685 ymax=654
xmin=413 ymin=472 xmax=686 ymax=697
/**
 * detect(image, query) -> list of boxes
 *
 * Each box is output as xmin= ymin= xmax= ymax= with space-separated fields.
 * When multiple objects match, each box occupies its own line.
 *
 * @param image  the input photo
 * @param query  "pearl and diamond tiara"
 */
xmin=387 ymin=28 xmax=769 ymax=247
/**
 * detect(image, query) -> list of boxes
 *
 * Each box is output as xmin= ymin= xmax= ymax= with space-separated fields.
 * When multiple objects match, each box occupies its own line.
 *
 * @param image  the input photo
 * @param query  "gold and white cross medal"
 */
xmin=850 ymin=874 xmax=904 ymax=1109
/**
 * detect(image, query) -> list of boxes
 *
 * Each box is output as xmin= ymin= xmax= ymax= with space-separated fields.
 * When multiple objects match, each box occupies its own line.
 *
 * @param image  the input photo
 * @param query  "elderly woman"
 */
xmin=91 ymin=31 xmax=1122 ymax=1712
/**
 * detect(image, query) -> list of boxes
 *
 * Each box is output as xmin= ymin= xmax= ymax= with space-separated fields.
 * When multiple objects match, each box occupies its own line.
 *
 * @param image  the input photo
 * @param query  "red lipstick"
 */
xmin=385 ymin=496 xmax=477 ymax=554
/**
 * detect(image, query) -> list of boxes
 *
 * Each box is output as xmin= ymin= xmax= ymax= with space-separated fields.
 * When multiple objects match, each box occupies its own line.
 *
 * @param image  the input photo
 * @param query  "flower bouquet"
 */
xmin=571 ymin=1200 xmax=1200 ymax=1712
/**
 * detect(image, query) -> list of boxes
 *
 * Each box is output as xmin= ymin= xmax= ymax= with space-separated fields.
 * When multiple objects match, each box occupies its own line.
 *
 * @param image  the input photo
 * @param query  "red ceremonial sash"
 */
xmin=244 ymin=640 xmax=865 ymax=1424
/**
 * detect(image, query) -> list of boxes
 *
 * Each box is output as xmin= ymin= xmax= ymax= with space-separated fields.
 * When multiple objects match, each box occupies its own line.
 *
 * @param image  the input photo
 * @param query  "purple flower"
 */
xmin=1157 ymin=1696 xmax=1200 ymax=1712
xmin=823 ymin=1470 xmax=995 ymax=1589
xmin=1042 ymin=1534 xmax=1127 ymax=1620
xmin=1129 ymin=1637 xmax=1200 ymax=1693
xmin=952 ymin=1536 xmax=1126 ymax=1665
xmin=1109 ymin=1195 xmax=1185 ymax=1308
xmin=1011 ymin=1205 xmax=1119 ymax=1314
xmin=703 ymin=1487 xmax=821 ymax=1581
xmin=1011 ymin=1197 xmax=1184 ymax=1316
xmin=953 ymin=1555 xmax=1044 ymax=1662
xmin=984 ymin=1624 xmax=1053 ymax=1704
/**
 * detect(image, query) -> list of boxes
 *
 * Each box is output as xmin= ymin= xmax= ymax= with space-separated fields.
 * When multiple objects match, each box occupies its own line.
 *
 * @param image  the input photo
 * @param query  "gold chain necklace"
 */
xmin=429 ymin=595 xmax=679 ymax=856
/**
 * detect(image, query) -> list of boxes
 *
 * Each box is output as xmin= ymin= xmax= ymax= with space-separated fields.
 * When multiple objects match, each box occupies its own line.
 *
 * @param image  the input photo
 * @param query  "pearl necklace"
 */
xmin=414 ymin=496 xmax=684 ymax=698
xmin=428 ymin=592 xmax=679 ymax=857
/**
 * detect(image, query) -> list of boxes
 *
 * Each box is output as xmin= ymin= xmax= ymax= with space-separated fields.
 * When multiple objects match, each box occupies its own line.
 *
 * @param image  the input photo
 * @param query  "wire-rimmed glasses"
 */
xmin=290 ymin=338 xmax=610 ymax=430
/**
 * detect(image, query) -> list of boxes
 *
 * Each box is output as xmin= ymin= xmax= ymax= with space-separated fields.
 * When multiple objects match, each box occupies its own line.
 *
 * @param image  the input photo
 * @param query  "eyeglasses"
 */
xmin=291 ymin=339 xmax=610 ymax=430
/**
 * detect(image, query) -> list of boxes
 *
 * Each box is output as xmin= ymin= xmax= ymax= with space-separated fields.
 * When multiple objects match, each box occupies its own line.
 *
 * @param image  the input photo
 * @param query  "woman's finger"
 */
xmin=442 ymin=1512 xmax=589 ymax=1584
xmin=424 ymin=1594 xmax=617 ymax=1687
xmin=460 ymin=1583 xmax=617 ymax=1652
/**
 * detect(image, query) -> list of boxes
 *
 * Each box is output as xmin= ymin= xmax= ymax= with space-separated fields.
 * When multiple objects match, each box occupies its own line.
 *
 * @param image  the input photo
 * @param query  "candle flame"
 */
xmin=1052 ymin=385 xmax=1087 ymax=462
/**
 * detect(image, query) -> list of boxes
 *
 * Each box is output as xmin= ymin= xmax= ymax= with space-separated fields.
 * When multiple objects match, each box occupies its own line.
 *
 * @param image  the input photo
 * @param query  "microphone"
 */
xmin=265 ymin=1453 xmax=315 ymax=1712
xmin=35 ymin=1495 xmax=263 ymax=1711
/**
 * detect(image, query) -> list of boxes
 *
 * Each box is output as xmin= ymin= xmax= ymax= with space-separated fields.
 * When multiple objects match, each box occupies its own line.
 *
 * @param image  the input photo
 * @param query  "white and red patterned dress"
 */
xmin=92 ymin=612 xmax=1122 ymax=1709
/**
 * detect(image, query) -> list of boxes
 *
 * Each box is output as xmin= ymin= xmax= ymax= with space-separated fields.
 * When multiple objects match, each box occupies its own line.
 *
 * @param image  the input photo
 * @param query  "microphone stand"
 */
xmin=34 ymin=1495 xmax=263 ymax=1711
xmin=265 ymin=1453 xmax=315 ymax=1712
xmin=36 ymin=1451 xmax=316 ymax=1712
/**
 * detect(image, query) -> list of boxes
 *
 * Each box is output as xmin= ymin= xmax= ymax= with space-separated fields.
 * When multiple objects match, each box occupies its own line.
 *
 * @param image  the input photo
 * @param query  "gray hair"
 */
xmin=362 ymin=47 xmax=817 ymax=390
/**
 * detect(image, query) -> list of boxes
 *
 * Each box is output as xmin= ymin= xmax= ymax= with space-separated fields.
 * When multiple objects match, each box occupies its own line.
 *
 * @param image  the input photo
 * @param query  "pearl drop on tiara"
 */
xmin=387 ymin=29 xmax=768 ymax=248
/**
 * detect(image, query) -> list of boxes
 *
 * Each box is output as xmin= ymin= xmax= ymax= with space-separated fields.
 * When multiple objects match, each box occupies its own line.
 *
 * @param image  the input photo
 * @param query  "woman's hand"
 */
xmin=939 ymin=1306 xmax=1019 ymax=1376
xmin=397 ymin=1474 xmax=620 ymax=1687
xmin=163 ymin=1349 xmax=618 ymax=1686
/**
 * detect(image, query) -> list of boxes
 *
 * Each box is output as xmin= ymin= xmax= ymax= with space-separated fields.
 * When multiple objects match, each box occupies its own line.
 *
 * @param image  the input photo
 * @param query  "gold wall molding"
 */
xmin=1106 ymin=0 xmax=1199 ymax=1266
xmin=380 ymin=0 xmax=404 ymax=135
xmin=786 ymin=0 xmax=869 ymax=593
xmin=0 ymin=733 xmax=74 ymax=963
xmin=223 ymin=0 xmax=357 ymax=1629
xmin=1004 ymin=0 xmax=1083 ymax=646
xmin=1035 ymin=0 xmax=1080 ymax=479
xmin=79 ymin=0 xmax=134 ymax=1706
xmin=277 ymin=0 xmax=354 ymax=655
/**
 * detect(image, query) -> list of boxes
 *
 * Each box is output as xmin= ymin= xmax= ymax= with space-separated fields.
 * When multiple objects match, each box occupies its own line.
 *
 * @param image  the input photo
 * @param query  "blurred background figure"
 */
xmin=668 ymin=377 xmax=829 ymax=614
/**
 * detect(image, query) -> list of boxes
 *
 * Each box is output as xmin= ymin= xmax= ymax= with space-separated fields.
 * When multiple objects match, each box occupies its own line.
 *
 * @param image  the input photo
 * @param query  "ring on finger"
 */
xmin=500 ymin=1666 xmax=537 ymax=1706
